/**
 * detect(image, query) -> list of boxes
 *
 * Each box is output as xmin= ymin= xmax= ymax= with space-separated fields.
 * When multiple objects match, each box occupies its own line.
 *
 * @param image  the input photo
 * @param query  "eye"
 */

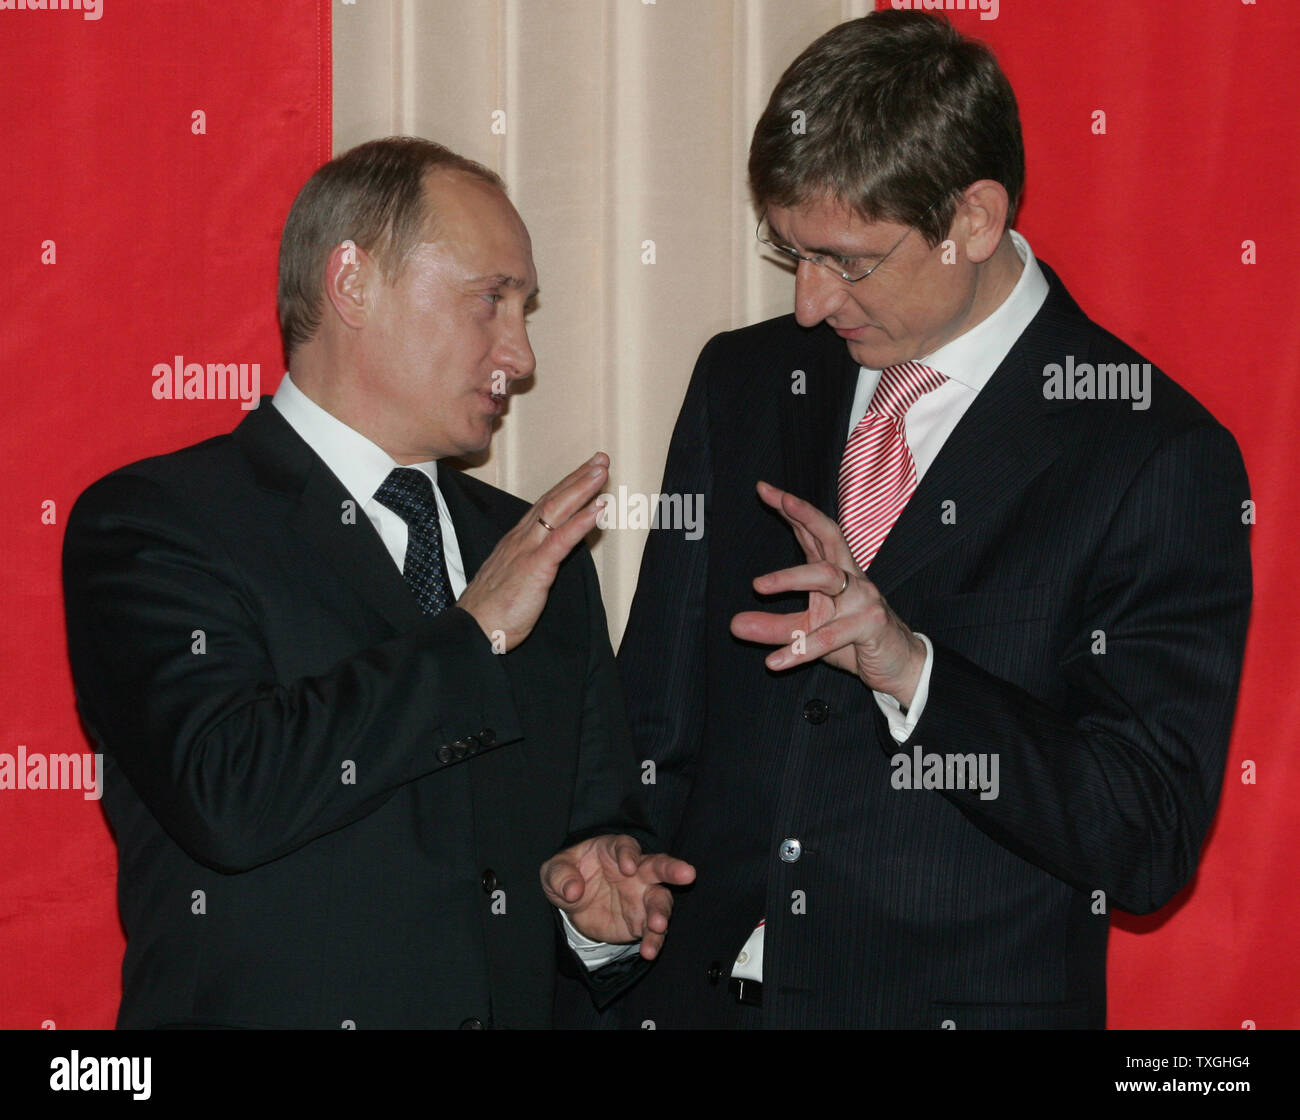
xmin=481 ymin=292 xmax=503 ymax=306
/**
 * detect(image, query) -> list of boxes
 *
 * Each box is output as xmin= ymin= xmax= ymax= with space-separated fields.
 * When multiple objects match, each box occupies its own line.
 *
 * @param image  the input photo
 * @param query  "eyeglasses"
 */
xmin=755 ymin=199 xmax=943 ymax=284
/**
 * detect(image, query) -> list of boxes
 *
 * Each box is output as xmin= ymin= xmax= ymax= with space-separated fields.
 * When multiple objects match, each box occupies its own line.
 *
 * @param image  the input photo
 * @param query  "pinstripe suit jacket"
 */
xmin=613 ymin=261 xmax=1252 ymax=1029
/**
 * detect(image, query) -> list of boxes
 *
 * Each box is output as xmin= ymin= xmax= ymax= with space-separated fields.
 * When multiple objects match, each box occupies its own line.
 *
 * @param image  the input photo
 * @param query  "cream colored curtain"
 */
xmin=334 ymin=0 xmax=871 ymax=642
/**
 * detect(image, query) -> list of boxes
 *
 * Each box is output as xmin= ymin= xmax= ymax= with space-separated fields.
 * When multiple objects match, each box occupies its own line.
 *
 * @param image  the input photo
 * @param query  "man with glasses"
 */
xmin=611 ymin=11 xmax=1250 ymax=1028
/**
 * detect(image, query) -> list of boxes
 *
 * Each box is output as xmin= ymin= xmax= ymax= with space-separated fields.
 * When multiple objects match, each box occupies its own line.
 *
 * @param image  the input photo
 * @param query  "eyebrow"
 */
xmin=766 ymin=221 xmax=886 ymax=260
xmin=468 ymin=273 xmax=540 ymax=301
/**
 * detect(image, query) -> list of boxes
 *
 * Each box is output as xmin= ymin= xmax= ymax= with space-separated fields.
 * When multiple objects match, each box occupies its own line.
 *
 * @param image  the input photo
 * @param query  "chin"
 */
xmin=845 ymin=341 xmax=892 ymax=369
xmin=452 ymin=425 xmax=495 ymax=459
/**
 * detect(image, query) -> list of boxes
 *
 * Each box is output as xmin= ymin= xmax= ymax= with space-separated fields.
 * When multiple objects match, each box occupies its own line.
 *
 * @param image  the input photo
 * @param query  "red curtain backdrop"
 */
xmin=876 ymin=1 xmax=1300 ymax=1028
xmin=2 ymin=0 xmax=1296 ymax=1031
xmin=0 ymin=0 xmax=329 ymax=1029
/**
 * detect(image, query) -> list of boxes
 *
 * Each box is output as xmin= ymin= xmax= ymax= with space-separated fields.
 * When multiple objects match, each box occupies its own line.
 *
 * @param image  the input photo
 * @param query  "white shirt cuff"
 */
xmin=731 ymin=920 xmax=765 ymax=981
xmin=559 ymin=908 xmax=642 ymax=971
xmin=872 ymin=632 xmax=934 ymax=743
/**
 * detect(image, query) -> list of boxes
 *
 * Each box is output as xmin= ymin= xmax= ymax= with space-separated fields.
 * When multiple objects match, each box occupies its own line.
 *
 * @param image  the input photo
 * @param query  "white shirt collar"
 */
xmin=270 ymin=372 xmax=438 ymax=504
xmin=865 ymin=229 xmax=1049 ymax=391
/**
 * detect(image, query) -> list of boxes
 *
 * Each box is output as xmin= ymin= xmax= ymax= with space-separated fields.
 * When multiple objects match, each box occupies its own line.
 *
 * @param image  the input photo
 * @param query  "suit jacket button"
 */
xmin=459 ymin=1017 xmax=484 ymax=1030
xmin=436 ymin=745 xmax=453 ymax=764
xmin=479 ymin=728 xmax=496 ymax=748
xmin=452 ymin=739 xmax=469 ymax=760
xmin=481 ymin=869 xmax=498 ymax=894
xmin=802 ymin=699 xmax=829 ymax=724
xmin=706 ymin=961 xmax=723 ymax=985
xmin=465 ymin=734 xmax=481 ymax=754
xmin=779 ymin=837 xmax=802 ymax=863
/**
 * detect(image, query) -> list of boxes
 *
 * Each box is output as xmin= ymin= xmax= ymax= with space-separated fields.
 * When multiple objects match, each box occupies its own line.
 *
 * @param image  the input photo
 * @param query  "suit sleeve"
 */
xmin=545 ymin=546 xmax=659 ymax=1007
xmin=910 ymin=421 xmax=1252 ymax=914
xmin=562 ymin=547 xmax=654 ymax=850
xmin=615 ymin=339 xmax=714 ymax=850
xmin=62 ymin=470 xmax=523 ymax=874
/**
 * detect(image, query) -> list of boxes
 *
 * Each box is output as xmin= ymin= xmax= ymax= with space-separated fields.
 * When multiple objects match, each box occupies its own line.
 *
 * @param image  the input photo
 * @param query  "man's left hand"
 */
xmin=730 ymin=480 xmax=927 ymax=707
xmin=541 ymin=835 xmax=696 ymax=960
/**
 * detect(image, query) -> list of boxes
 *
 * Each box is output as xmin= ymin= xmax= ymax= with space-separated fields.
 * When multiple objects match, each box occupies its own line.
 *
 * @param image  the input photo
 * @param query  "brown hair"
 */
xmin=277 ymin=136 xmax=504 ymax=359
xmin=748 ymin=11 xmax=1024 ymax=247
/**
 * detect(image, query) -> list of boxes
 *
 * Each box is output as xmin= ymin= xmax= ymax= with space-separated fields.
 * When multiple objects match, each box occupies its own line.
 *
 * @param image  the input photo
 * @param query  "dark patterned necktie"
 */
xmin=373 ymin=467 xmax=453 ymax=615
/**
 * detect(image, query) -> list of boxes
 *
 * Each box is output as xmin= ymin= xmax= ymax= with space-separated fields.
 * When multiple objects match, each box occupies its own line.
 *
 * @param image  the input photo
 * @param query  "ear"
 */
xmin=321 ymin=239 xmax=376 ymax=331
xmin=953 ymin=180 xmax=1010 ymax=264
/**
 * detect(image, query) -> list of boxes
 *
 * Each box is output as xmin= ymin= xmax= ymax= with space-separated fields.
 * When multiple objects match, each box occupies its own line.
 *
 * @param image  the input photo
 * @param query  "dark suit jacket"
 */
xmin=63 ymin=398 xmax=646 ymax=1029
xmin=613 ymin=261 xmax=1252 ymax=1029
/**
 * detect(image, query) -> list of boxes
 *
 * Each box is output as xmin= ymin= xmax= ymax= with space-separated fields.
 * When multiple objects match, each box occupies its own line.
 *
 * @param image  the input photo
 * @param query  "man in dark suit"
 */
xmin=62 ymin=137 xmax=692 ymax=1029
xmin=613 ymin=11 xmax=1251 ymax=1028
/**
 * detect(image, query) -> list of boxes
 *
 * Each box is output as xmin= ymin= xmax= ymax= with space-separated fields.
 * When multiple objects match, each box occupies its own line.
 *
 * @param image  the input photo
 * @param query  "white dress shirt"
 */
xmin=734 ymin=230 xmax=1050 ymax=984
xmin=860 ymin=228 xmax=1049 ymax=743
xmin=272 ymin=373 xmax=625 ymax=969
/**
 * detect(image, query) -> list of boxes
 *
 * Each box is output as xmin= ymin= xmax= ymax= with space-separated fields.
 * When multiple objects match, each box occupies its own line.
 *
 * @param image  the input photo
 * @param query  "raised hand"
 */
xmin=730 ymin=480 xmax=927 ymax=706
xmin=540 ymin=834 xmax=696 ymax=960
xmin=457 ymin=453 xmax=608 ymax=651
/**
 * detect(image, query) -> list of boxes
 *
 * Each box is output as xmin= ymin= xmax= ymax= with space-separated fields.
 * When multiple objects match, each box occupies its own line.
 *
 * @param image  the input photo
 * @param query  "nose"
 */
xmin=793 ymin=259 xmax=847 ymax=328
xmin=494 ymin=315 xmax=536 ymax=382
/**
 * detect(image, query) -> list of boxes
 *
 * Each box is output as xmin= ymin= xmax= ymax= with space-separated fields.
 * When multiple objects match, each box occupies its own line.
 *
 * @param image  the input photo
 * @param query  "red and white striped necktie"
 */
xmin=838 ymin=360 xmax=947 ymax=572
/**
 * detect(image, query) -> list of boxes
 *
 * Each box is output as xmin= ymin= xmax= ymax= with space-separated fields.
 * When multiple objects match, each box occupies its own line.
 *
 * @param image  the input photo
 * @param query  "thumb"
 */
xmin=541 ymin=855 xmax=585 ymax=906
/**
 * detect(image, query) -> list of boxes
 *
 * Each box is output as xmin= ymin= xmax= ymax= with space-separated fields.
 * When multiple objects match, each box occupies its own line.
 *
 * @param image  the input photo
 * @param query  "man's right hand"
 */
xmin=457 ymin=452 xmax=608 ymax=651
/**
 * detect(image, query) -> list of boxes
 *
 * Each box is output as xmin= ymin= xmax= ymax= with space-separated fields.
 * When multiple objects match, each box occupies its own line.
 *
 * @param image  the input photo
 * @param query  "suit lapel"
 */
xmin=780 ymin=323 xmax=861 ymax=514
xmin=234 ymin=400 xmax=423 ymax=634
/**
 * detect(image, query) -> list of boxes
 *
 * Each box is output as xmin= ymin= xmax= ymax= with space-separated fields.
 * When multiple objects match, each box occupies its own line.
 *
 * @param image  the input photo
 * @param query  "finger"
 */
xmin=757 ymin=479 xmax=821 ymax=532
xmin=641 ymin=883 xmax=675 ymax=934
xmin=538 ymin=497 xmax=602 ymax=560
xmin=789 ymin=518 xmax=826 ymax=564
xmin=639 ymin=927 xmax=668 ymax=960
xmin=773 ymin=491 xmax=851 ymax=568
xmin=753 ymin=560 xmax=847 ymax=599
xmin=524 ymin=458 xmax=604 ymax=536
xmin=731 ymin=608 xmax=808 ymax=647
xmin=639 ymin=928 xmax=666 ymax=961
xmin=612 ymin=835 xmax=643 ymax=878
xmin=766 ymin=613 xmax=864 ymax=670
xmin=756 ymin=480 xmax=827 ymax=529
xmin=537 ymin=471 xmax=606 ymax=532
xmin=757 ymin=480 xmax=857 ymax=571
xmin=636 ymin=853 xmax=696 ymax=887
xmin=638 ymin=885 xmax=676 ymax=959
xmin=756 ymin=481 xmax=823 ymax=563
xmin=536 ymin=453 xmax=610 ymax=508
xmin=540 ymin=856 xmax=585 ymax=906
xmin=533 ymin=455 xmax=609 ymax=530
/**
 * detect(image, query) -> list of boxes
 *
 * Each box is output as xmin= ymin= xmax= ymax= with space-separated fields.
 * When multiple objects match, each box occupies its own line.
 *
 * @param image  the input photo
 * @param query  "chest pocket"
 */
xmin=916 ymin=582 xmax=1064 ymax=636
xmin=912 ymin=582 xmax=1068 ymax=698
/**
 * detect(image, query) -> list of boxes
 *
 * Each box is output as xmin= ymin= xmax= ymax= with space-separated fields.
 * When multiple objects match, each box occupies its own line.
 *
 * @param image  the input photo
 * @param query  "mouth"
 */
xmin=832 ymin=324 xmax=873 ymax=340
xmin=481 ymin=388 xmax=507 ymax=414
